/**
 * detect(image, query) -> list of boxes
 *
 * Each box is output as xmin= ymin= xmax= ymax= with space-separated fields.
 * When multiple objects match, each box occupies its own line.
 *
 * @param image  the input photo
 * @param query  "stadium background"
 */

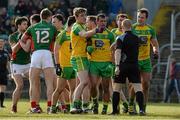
xmin=0 ymin=0 xmax=180 ymax=103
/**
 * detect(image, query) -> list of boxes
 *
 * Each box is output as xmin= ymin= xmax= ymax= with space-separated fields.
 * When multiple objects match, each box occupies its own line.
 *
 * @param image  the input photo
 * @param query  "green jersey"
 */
xmin=9 ymin=31 xmax=31 ymax=64
xmin=25 ymin=20 xmax=57 ymax=51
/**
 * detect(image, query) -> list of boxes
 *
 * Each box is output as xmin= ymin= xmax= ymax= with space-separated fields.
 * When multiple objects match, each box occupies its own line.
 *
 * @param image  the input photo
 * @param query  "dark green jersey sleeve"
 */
xmin=9 ymin=32 xmax=19 ymax=44
xmin=9 ymin=34 xmax=16 ymax=43
xmin=150 ymin=26 xmax=157 ymax=39
xmin=109 ymin=32 xmax=115 ymax=44
xmin=25 ymin=26 xmax=33 ymax=36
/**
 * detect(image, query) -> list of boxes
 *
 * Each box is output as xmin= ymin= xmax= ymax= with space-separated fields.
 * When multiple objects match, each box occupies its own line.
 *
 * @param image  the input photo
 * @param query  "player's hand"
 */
xmin=153 ymin=53 xmax=159 ymax=59
xmin=55 ymin=64 xmax=62 ymax=76
xmin=115 ymin=66 xmax=120 ymax=76
xmin=153 ymin=47 xmax=159 ymax=59
xmin=87 ymin=46 xmax=94 ymax=54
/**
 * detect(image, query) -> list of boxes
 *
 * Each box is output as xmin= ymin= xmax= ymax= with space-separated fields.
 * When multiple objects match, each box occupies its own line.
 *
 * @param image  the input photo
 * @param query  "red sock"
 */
xmin=47 ymin=101 xmax=51 ymax=107
xmin=31 ymin=101 xmax=36 ymax=108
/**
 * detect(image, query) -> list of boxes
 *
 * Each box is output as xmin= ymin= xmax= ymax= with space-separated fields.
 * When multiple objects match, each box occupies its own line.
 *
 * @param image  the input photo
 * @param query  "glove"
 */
xmin=153 ymin=53 xmax=159 ymax=59
xmin=96 ymin=25 xmax=106 ymax=33
xmin=55 ymin=64 xmax=62 ymax=76
xmin=87 ymin=46 xmax=94 ymax=54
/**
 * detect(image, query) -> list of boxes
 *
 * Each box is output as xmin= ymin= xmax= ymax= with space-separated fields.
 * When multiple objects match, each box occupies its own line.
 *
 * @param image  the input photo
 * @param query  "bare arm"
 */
xmin=9 ymin=41 xmax=21 ymax=53
xmin=114 ymin=48 xmax=121 ymax=75
xmin=115 ymin=49 xmax=121 ymax=66
xmin=151 ymin=38 xmax=159 ymax=54
xmin=110 ymin=42 xmax=116 ymax=64
xmin=20 ymin=33 xmax=31 ymax=52
xmin=54 ymin=41 xmax=61 ymax=64
xmin=79 ymin=29 xmax=96 ymax=38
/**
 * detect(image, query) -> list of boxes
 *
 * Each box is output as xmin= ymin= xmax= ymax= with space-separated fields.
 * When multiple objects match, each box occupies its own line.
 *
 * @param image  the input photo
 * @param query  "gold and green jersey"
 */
xmin=132 ymin=23 xmax=157 ymax=60
xmin=111 ymin=28 xmax=123 ymax=37
xmin=56 ymin=30 xmax=72 ymax=67
xmin=71 ymin=22 xmax=87 ymax=57
xmin=90 ymin=29 xmax=115 ymax=62
xmin=9 ymin=31 xmax=31 ymax=64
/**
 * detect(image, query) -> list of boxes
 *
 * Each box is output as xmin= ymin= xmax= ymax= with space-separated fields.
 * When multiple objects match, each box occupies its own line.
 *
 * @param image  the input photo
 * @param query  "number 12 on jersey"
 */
xmin=36 ymin=30 xmax=50 ymax=43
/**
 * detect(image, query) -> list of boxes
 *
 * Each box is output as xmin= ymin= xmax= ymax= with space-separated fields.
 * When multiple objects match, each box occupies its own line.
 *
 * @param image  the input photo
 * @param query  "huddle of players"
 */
xmin=9 ymin=6 xmax=159 ymax=116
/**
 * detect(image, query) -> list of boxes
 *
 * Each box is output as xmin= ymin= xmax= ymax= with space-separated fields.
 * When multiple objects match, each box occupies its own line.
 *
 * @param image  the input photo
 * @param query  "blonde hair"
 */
xmin=73 ymin=7 xmax=87 ymax=17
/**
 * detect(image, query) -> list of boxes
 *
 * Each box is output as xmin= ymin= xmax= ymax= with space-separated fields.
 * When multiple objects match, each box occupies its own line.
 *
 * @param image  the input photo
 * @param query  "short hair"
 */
xmin=96 ymin=13 xmax=106 ymax=21
xmin=67 ymin=16 xmax=76 ymax=27
xmin=52 ymin=14 xmax=64 ymax=24
xmin=73 ymin=7 xmax=87 ymax=17
xmin=122 ymin=19 xmax=132 ymax=29
xmin=30 ymin=14 xmax=40 ymax=23
xmin=40 ymin=8 xmax=52 ymax=20
xmin=87 ymin=15 xmax=96 ymax=24
xmin=116 ymin=13 xmax=128 ymax=20
xmin=15 ymin=16 xmax=28 ymax=27
xmin=138 ymin=8 xmax=149 ymax=18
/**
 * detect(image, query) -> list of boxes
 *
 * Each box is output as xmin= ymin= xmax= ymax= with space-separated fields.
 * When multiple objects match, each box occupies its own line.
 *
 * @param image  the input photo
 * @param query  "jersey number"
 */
xmin=36 ymin=31 xmax=49 ymax=43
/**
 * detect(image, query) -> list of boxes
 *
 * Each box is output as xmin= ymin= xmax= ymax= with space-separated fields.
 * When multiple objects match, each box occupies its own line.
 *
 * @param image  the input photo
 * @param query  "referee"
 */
xmin=0 ymin=39 xmax=10 ymax=108
xmin=111 ymin=19 xmax=145 ymax=115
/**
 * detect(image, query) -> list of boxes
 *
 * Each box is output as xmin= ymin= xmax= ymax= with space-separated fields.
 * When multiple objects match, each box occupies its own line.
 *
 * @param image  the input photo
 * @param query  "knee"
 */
xmin=81 ymin=80 xmax=89 ymax=87
xmin=142 ymin=82 xmax=149 ymax=90
xmin=103 ymin=86 xmax=109 ymax=93
xmin=56 ymin=87 xmax=63 ymax=94
xmin=17 ymin=83 xmax=24 ymax=91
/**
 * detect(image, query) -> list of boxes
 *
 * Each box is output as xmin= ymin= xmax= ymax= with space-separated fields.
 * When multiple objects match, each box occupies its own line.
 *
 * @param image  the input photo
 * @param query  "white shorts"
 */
xmin=31 ymin=50 xmax=54 ymax=69
xmin=11 ymin=63 xmax=30 ymax=75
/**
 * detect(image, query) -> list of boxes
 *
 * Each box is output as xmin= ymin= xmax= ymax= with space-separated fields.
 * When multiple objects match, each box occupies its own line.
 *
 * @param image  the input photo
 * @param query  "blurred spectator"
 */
xmin=27 ymin=1 xmax=38 ymax=15
xmin=164 ymin=58 xmax=180 ymax=103
xmin=0 ymin=7 xmax=11 ymax=39
xmin=57 ymin=0 xmax=71 ymax=18
xmin=79 ymin=0 xmax=96 ymax=15
xmin=108 ymin=0 xmax=124 ymax=15
xmin=36 ymin=0 xmax=46 ymax=11
xmin=107 ymin=0 xmax=124 ymax=24
xmin=14 ymin=0 xmax=28 ymax=16
xmin=94 ymin=0 xmax=108 ymax=15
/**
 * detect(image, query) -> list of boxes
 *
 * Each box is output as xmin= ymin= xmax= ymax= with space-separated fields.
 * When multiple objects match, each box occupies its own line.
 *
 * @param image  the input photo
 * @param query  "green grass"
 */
xmin=0 ymin=99 xmax=180 ymax=120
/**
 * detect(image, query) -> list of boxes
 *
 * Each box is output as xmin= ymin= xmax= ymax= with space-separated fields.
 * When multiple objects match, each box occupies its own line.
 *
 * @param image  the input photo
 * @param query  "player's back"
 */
xmin=27 ymin=20 xmax=57 ymax=51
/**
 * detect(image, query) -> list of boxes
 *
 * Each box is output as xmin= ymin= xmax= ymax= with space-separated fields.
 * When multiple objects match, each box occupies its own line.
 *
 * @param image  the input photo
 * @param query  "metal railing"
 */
xmin=163 ymin=11 xmax=180 ymax=101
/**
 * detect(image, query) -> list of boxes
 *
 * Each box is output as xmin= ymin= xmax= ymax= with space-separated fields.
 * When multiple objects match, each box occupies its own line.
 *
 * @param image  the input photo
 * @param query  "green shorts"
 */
xmin=89 ymin=61 xmax=114 ymax=78
xmin=71 ymin=57 xmax=89 ymax=72
xmin=138 ymin=58 xmax=152 ymax=72
xmin=61 ymin=67 xmax=76 ymax=80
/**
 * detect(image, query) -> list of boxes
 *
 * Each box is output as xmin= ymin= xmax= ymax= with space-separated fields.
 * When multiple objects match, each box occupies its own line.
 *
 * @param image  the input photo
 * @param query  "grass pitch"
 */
xmin=0 ymin=99 xmax=180 ymax=120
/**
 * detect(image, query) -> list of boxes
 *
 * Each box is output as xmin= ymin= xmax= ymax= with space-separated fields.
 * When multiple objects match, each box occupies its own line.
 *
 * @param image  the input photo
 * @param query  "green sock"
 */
xmin=123 ymin=102 xmax=128 ymax=109
xmin=83 ymin=102 xmax=89 ymax=109
xmin=92 ymin=98 xmax=98 ymax=104
xmin=52 ymin=105 xmax=56 ymax=110
xmin=73 ymin=100 xmax=82 ymax=109
xmin=129 ymin=97 xmax=135 ymax=106
xmin=103 ymin=103 xmax=108 ymax=111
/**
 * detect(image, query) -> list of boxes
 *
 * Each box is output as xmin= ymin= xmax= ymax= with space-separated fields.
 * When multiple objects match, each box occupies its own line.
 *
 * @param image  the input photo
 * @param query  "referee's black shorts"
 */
xmin=114 ymin=63 xmax=141 ymax=84
xmin=0 ymin=73 xmax=8 ymax=85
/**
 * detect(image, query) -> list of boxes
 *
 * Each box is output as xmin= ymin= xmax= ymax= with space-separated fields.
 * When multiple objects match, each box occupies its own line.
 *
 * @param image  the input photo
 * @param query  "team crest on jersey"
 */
xmin=95 ymin=40 xmax=104 ymax=47
xmin=139 ymin=36 xmax=148 ymax=45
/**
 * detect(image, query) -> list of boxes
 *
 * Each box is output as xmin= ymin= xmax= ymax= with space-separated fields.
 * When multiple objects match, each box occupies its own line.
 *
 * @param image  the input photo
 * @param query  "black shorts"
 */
xmin=114 ymin=63 xmax=140 ymax=84
xmin=0 ymin=73 xmax=8 ymax=85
